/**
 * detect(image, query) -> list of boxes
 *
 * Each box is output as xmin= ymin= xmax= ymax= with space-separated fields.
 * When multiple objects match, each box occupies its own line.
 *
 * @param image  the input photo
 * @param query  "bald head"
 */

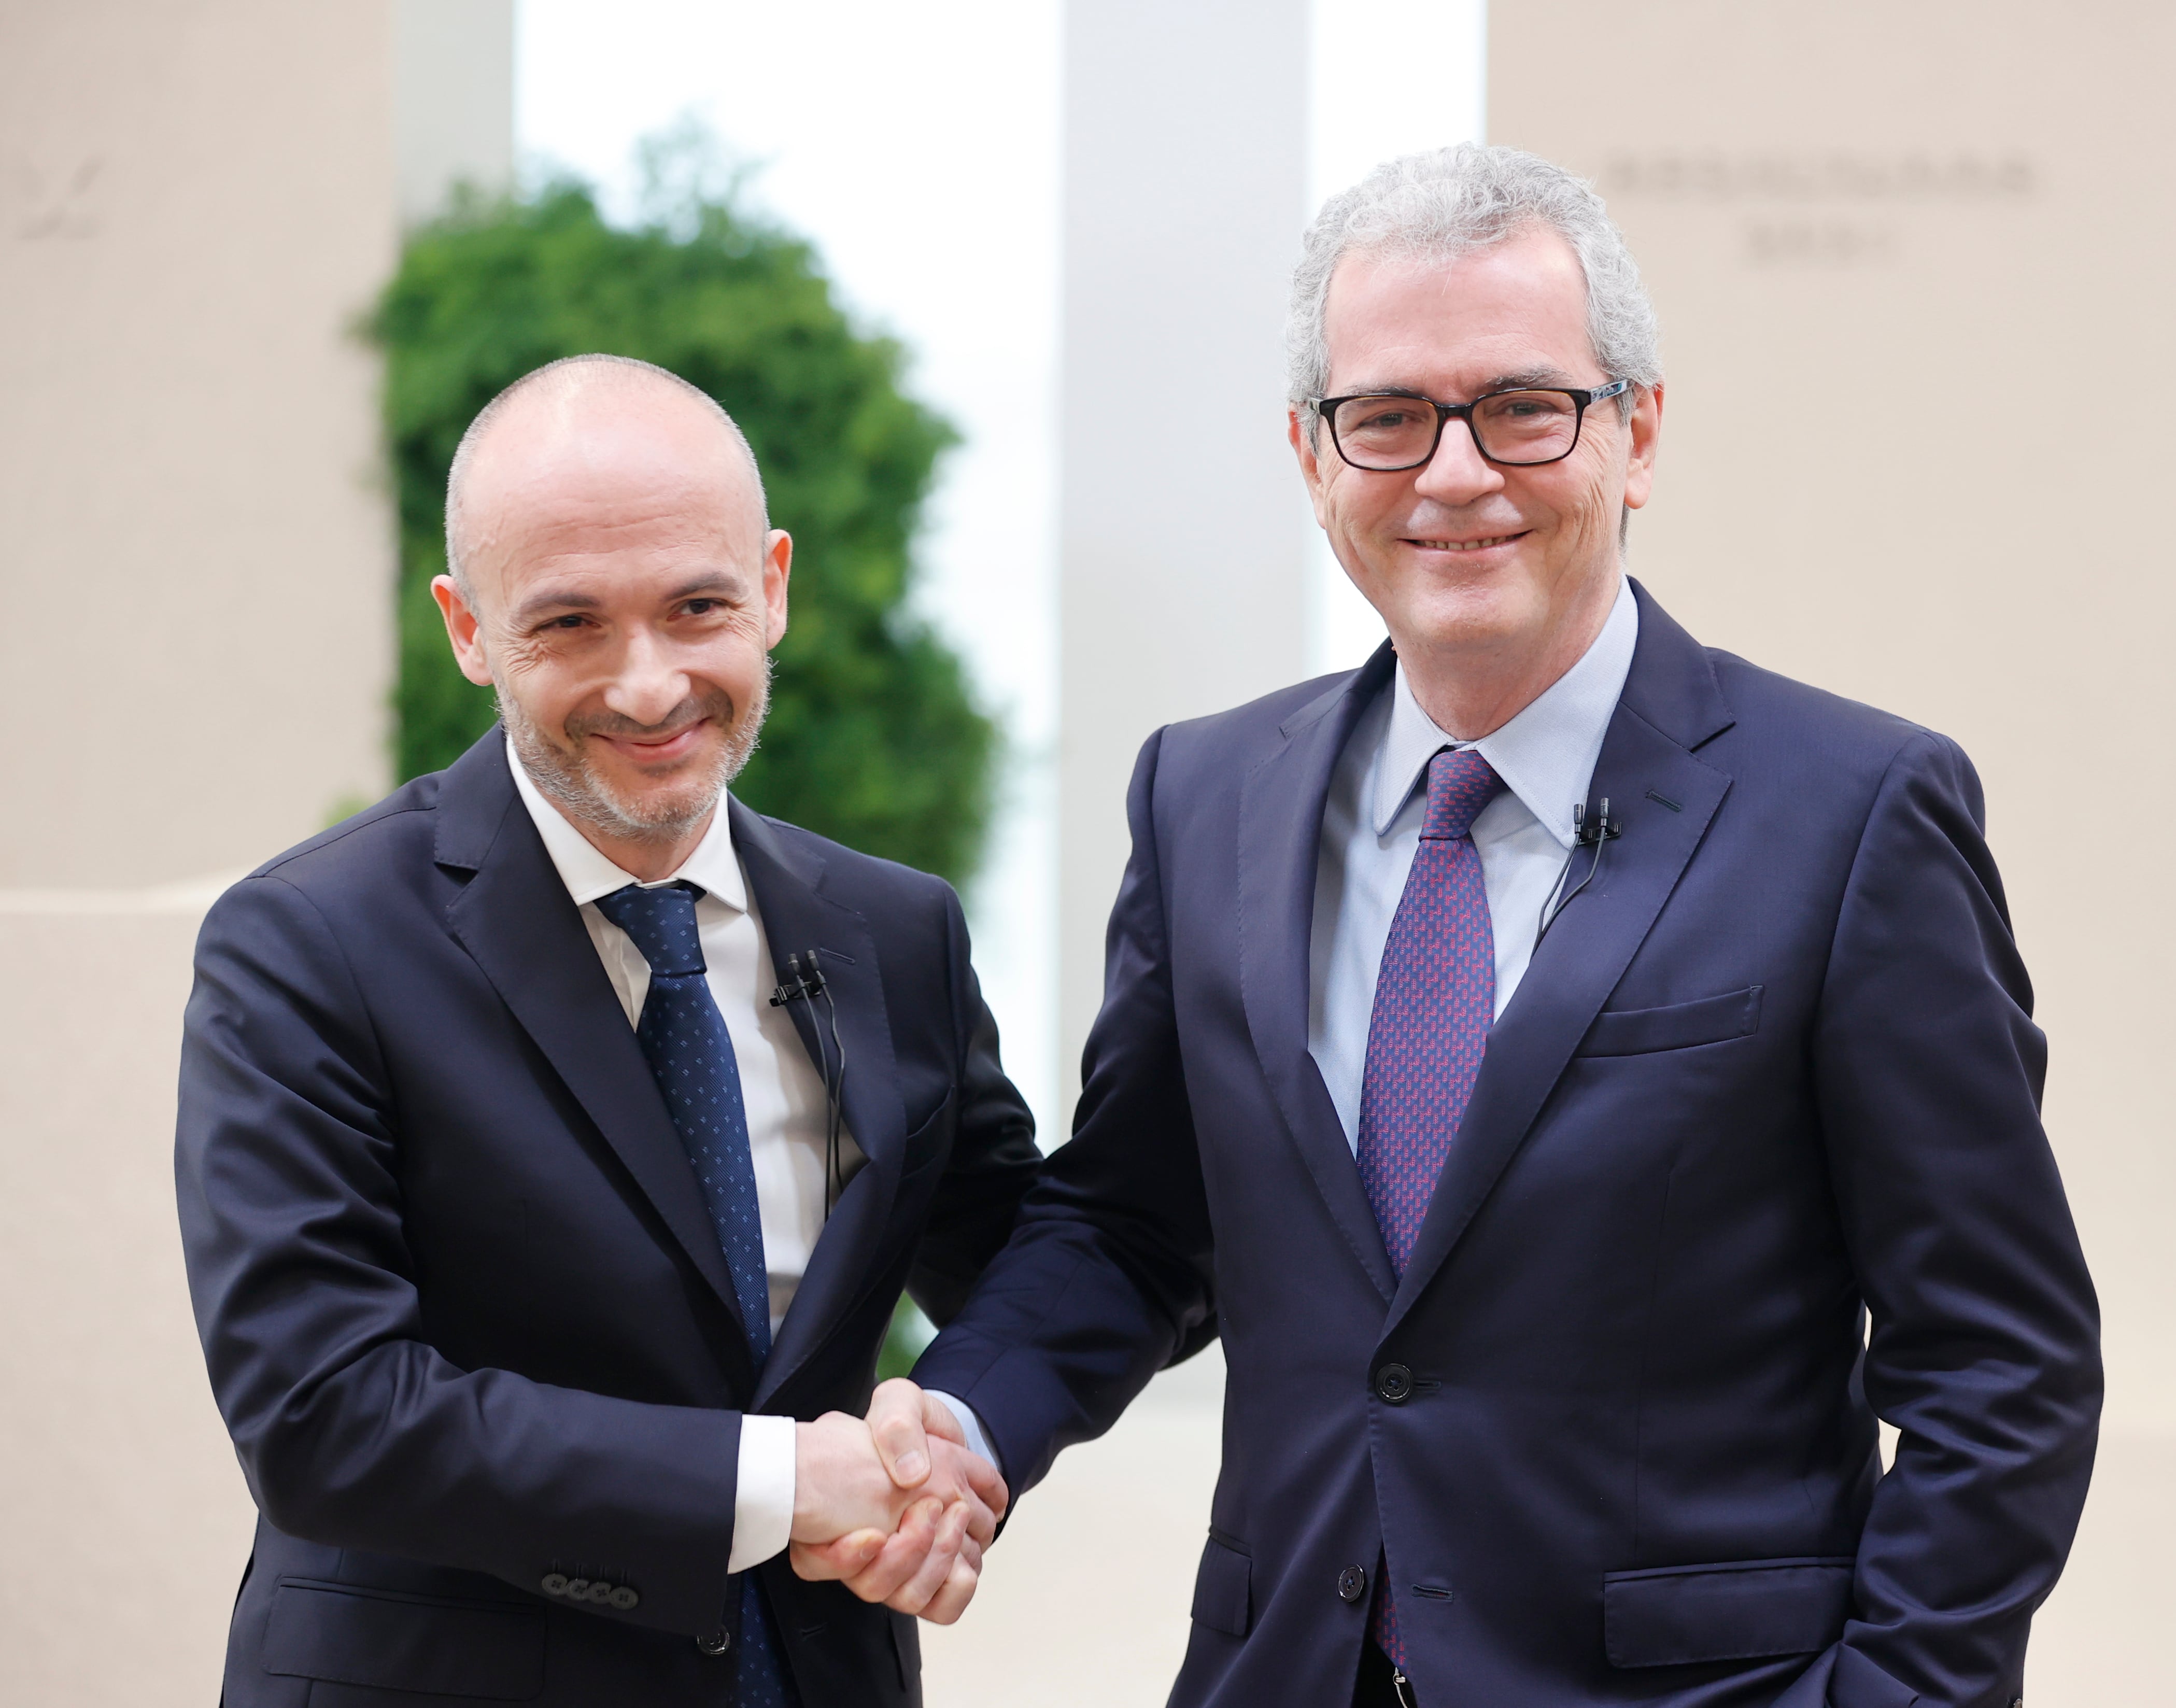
xmin=427 ymin=354 xmax=793 ymax=881
xmin=445 ymin=354 xmax=767 ymax=603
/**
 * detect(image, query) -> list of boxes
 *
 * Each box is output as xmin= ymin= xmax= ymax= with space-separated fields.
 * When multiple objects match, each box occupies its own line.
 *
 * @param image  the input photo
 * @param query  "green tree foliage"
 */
xmin=368 ymin=169 xmax=994 ymax=886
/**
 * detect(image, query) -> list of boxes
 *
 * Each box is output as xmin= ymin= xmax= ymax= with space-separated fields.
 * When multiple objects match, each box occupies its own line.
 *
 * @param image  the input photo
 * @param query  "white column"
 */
xmin=1058 ymin=0 xmax=1311 ymax=1103
xmin=394 ymin=0 xmax=515 ymax=225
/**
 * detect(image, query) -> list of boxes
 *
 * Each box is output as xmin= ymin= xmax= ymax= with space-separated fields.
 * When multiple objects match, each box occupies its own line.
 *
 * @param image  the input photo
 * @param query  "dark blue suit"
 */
xmin=914 ymin=585 xmax=2098 ymax=1707
xmin=176 ymin=730 xmax=1040 ymax=1706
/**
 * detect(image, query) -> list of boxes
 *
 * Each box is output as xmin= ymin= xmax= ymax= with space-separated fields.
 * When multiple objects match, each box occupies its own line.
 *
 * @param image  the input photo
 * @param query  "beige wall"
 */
xmin=1490 ymin=4 xmax=2173 ymax=1698
xmin=0 ymin=1 xmax=397 ymax=888
xmin=0 ymin=894 xmax=257 ymax=1705
xmin=0 ymin=4 xmax=502 ymax=1700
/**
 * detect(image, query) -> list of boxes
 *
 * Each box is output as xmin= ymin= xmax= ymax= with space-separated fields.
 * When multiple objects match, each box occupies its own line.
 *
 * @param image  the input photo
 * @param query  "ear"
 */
xmin=1289 ymin=407 xmax=1335 ymax=529
xmin=1620 ymin=382 xmax=1663 ymax=512
xmin=761 ymin=529 xmax=793 ymax=648
xmin=431 ymin=575 xmax=495 ymax=686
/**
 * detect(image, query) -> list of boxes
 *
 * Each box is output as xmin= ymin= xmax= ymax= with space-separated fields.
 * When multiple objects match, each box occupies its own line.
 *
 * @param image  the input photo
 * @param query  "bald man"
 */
xmin=176 ymin=354 xmax=1039 ymax=1708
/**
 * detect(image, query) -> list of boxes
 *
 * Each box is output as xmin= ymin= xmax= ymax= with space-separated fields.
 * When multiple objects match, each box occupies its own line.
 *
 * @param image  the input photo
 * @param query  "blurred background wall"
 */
xmin=1488 ymin=6 xmax=2174 ymax=1702
xmin=0 ymin=1 xmax=2166 ymax=1703
xmin=0 ymin=3 xmax=507 ymax=1701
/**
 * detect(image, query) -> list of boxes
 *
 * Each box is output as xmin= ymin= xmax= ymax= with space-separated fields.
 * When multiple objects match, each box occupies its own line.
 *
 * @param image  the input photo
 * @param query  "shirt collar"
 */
xmin=504 ymin=737 xmax=747 ymax=912
xmin=1371 ymin=575 xmax=1640 ymax=848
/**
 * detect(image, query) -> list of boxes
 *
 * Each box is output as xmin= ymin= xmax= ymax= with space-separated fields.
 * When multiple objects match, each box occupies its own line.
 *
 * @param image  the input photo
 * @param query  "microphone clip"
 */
xmin=768 ymin=949 xmax=829 ymax=1008
xmin=1572 ymin=798 xmax=1622 ymax=846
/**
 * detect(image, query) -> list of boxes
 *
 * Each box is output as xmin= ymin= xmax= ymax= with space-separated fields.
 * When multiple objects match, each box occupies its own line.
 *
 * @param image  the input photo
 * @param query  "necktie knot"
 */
xmin=1420 ymin=747 xmax=1504 ymax=841
xmin=592 ymin=881 xmax=709 ymax=978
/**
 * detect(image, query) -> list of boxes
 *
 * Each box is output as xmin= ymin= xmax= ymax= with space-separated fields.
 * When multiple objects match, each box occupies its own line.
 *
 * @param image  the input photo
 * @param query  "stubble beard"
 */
xmin=499 ymin=662 xmax=770 ymax=850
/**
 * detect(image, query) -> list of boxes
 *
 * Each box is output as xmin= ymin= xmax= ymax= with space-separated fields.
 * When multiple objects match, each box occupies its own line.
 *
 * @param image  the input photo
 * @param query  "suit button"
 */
xmin=584 ymin=1580 xmax=615 ymax=1604
xmin=565 ymin=1578 xmax=590 ymax=1598
xmin=609 ymin=1587 xmax=640 ymax=1611
xmin=1338 ymin=1564 xmax=1369 ymax=1604
xmin=696 ymin=1628 xmax=732 ymax=1657
xmin=1375 ymin=1363 xmax=1414 ymax=1404
xmin=540 ymin=1574 xmax=569 ymax=1597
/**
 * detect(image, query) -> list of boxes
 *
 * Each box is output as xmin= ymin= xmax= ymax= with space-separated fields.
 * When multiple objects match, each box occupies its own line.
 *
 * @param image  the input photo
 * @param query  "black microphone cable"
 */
xmin=770 ymin=949 xmax=850 ymax=1220
xmin=1535 ymin=797 xmax=1620 ymax=944
xmin=807 ymin=950 xmax=848 ymax=1218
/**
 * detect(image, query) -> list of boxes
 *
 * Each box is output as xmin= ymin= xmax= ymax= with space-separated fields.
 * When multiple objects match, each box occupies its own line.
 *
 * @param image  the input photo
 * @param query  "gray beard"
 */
xmin=497 ymin=664 xmax=768 ymax=850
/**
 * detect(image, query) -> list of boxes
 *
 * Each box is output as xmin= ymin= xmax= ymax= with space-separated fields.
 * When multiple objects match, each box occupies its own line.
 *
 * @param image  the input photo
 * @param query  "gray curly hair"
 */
xmin=1288 ymin=143 xmax=1661 ymax=430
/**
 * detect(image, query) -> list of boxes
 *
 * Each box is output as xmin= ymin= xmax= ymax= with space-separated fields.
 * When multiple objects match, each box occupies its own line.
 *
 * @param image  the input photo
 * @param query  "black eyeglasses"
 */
xmin=1312 ymin=379 xmax=1630 ymax=471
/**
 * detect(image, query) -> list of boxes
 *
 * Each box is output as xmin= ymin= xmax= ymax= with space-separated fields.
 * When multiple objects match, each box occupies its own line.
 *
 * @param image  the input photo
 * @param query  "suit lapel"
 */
xmin=431 ymin=734 xmax=756 ymax=1371
xmin=730 ymin=800 xmax=910 ymax=1409
xmin=1382 ymin=587 xmax=1736 ymax=1337
xmin=1238 ymin=645 xmax=1400 ymax=1304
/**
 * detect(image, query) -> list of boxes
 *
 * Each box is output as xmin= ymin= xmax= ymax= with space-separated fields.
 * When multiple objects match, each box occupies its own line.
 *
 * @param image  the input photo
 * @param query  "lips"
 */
xmin=591 ymin=723 xmax=710 ymax=765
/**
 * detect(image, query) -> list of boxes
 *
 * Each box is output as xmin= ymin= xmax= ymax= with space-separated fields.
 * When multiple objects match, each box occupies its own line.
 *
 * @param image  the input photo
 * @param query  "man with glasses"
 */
xmin=822 ymin=145 xmax=2100 ymax=1708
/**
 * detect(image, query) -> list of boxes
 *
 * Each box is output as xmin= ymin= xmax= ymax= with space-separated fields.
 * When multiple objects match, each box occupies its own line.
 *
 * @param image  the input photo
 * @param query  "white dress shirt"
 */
xmin=1308 ymin=576 xmax=1640 ymax=1147
xmin=508 ymin=745 xmax=867 ymax=1573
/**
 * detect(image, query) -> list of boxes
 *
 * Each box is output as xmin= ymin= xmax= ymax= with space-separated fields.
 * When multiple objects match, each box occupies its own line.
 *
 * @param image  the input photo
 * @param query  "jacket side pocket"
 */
xmin=262 ymin=1577 xmax=546 ymax=1700
xmin=1603 ymin=1556 xmax=1853 ymax=1669
xmin=1189 ymin=1532 xmax=1252 ymax=1638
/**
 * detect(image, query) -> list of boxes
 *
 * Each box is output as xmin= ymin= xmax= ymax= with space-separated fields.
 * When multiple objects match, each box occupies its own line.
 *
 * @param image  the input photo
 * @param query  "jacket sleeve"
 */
xmin=910 ymin=727 xmax=1218 ymax=1491
xmin=902 ymin=884 xmax=1045 ymax=1326
xmin=1803 ymin=731 xmax=2100 ymax=1708
xmin=174 ymin=873 xmax=742 ymax=1637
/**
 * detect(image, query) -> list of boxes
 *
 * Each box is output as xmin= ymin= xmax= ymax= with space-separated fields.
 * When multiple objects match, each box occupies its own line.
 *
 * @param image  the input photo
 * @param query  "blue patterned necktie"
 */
xmin=591 ymin=881 xmax=799 ymax=1708
xmin=1353 ymin=748 xmax=1504 ymax=1670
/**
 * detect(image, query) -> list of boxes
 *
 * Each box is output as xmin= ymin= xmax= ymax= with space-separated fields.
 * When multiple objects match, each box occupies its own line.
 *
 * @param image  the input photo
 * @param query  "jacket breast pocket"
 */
xmin=1579 ymin=986 xmax=1763 ymax=1057
xmin=263 ymin=1577 xmax=546 ymax=1700
xmin=1190 ymin=1532 xmax=1252 ymax=1638
xmin=1603 ymin=1556 xmax=1853 ymax=1669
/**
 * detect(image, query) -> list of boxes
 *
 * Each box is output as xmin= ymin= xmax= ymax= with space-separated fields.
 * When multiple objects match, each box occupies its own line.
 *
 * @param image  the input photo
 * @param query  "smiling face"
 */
xmin=1292 ymin=227 xmax=1660 ymax=733
xmin=431 ymin=372 xmax=789 ymax=877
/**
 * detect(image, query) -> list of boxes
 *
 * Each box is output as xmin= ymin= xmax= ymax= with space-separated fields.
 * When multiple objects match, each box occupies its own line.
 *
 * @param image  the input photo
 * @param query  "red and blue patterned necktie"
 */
xmin=592 ymin=881 xmax=800 ymax=1708
xmin=1354 ymin=746 xmax=1504 ymax=1670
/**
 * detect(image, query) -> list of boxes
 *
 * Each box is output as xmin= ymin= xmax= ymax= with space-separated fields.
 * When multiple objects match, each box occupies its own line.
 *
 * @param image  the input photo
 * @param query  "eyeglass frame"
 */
xmin=1309 ymin=378 xmax=1632 ymax=471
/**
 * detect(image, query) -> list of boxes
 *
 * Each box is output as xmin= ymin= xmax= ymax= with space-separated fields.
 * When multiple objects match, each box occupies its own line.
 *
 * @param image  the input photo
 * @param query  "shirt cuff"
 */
xmin=727 ymin=1413 xmax=797 ymax=1574
xmin=925 ymin=1390 xmax=999 ymax=1476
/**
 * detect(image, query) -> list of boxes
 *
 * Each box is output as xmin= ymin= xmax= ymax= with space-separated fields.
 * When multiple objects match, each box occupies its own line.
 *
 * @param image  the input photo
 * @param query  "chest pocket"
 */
xmin=1579 ymin=986 xmax=1763 ymax=1057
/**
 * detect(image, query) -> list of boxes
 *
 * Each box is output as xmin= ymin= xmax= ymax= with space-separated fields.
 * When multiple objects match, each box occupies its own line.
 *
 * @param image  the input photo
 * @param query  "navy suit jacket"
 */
xmin=176 ymin=730 xmax=1040 ymax=1706
xmin=914 ymin=585 xmax=2099 ymax=1708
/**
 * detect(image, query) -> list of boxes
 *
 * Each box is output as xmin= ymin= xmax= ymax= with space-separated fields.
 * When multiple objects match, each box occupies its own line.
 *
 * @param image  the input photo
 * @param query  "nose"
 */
xmin=1412 ymin=412 xmax=1505 ymax=506
xmin=603 ymin=623 xmax=693 ymax=728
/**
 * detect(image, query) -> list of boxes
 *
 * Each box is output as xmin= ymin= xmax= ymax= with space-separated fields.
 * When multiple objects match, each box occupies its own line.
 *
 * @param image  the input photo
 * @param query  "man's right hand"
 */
xmin=788 ymin=1380 xmax=1006 ymax=1623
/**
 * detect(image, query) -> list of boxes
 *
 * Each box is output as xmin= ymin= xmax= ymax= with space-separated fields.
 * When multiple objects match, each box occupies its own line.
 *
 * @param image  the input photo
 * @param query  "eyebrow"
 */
xmin=511 ymin=571 xmax=744 ymax=628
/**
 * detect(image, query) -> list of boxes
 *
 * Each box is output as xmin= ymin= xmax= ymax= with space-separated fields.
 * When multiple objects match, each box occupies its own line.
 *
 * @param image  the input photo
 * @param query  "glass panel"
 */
xmin=1331 ymin=396 xmax=1439 ymax=468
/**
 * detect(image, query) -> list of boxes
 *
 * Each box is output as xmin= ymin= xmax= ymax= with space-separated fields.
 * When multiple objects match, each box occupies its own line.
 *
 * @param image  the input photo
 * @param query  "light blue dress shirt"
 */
xmin=1307 ymin=577 xmax=1640 ymax=1150
xmin=935 ymin=578 xmax=1637 ymax=1467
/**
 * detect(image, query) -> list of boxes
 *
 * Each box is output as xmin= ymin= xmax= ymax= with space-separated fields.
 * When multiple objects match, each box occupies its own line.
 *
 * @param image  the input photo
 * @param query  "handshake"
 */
xmin=787 ymin=1378 xmax=1005 ymax=1625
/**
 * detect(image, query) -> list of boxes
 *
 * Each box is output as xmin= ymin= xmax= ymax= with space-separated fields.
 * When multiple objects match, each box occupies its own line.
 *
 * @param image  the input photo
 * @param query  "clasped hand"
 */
xmin=788 ymin=1379 xmax=1005 ymax=1624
